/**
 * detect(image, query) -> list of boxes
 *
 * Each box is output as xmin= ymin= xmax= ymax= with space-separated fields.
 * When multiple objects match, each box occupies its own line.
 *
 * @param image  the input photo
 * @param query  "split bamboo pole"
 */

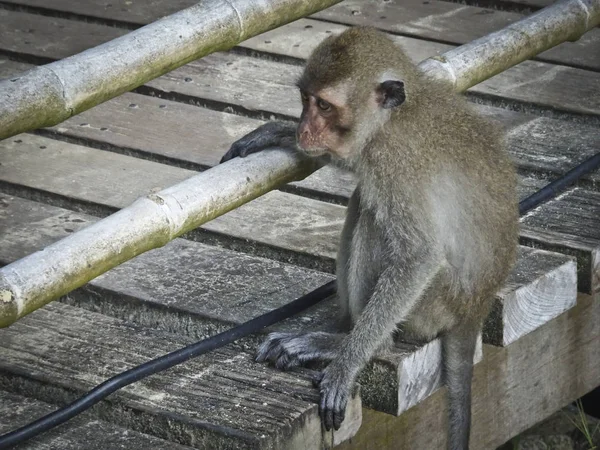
xmin=1 ymin=0 xmax=599 ymax=327
xmin=0 ymin=0 xmax=343 ymax=141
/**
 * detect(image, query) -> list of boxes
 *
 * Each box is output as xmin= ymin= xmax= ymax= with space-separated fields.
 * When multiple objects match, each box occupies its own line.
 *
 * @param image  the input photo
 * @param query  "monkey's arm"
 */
xmin=316 ymin=251 xmax=442 ymax=430
xmin=220 ymin=121 xmax=298 ymax=163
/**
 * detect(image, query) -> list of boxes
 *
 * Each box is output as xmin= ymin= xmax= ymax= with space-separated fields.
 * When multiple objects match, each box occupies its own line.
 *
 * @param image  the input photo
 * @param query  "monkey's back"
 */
xmin=387 ymin=86 xmax=519 ymax=326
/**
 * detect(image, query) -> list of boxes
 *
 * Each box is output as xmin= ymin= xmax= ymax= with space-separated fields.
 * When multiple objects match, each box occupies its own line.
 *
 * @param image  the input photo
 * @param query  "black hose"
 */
xmin=519 ymin=152 xmax=600 ymax=215
xmin=0 ymin=280 xmax=337 ymax=449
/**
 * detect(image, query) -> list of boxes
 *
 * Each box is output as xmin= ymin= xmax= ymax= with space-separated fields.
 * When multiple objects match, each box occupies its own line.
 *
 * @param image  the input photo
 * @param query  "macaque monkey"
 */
xmin=220 ymin=27 xmax=518 ymax=450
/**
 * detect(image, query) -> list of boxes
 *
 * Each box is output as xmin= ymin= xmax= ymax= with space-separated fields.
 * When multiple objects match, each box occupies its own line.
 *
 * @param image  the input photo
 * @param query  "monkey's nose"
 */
xmin=298 ymin=130 xmax=310 ymax=148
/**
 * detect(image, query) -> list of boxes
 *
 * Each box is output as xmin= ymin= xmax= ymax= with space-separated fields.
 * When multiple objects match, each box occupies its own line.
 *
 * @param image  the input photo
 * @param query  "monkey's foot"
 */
xmin=255 ymin=332 xmax=336 ymax=371
xmin=313 ymin=363 xmax=353 ymax=431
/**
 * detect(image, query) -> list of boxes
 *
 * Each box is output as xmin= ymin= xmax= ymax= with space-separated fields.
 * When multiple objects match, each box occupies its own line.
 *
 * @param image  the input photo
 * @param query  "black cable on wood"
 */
xmin=0 ymin=280 xmax=337 ymax=449
xmin=519 ymin=152 xmax=600 ymax=215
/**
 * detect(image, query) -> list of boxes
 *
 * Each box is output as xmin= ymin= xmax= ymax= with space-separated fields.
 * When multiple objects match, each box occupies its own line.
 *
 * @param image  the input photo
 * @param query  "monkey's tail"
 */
xmin=442 ymin=328 xmax=479 ymax=450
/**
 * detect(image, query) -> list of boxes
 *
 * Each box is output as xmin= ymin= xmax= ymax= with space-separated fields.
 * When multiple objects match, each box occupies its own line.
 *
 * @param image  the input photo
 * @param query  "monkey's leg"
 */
xmin=220 ymin=121 xmax=297 ymax=163
xmin=256 ymin=331 xmax=345 ymax=370
xmin=315 ymin=257 xmax=442 ymax=431
xmin=443 ymin=327 xmax=479 ymax=450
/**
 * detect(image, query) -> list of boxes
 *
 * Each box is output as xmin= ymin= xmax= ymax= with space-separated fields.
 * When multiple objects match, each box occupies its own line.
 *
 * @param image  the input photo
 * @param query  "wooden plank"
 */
xmin=484 ymin=246 xmax=576 ymax=346
xmin=2 ymin=0 xmax=598 ymax=70
xmin=0 ymin=302 xmax=362 ymax=449
xmin=0 ymin=194 xmax=337 ymax=337
xmin=3 ymin=56 xmax=598 ymax=192
xmin=520 ymin=187 xmax=600 ymax=296
xmin=1 ymin=11 xmax=599 ymax=118
xmin=311 ymin=0 xmax=600 ymax=71
xmin=337 ymin=293 xmax=600 ymax=450
xmin=241 ymin=20 xmax=600 ymax=117
xmin=0 ymin=9 xmax=128 ymax=60
xmin=0 ymin=134 xmax=345 ymax=267
xmin=0 ymin=135 xmax=578 ymax=346
xmin=0 ymin=193 xmax=576 ymax=415
xmin=0 ymin=390 xmax=195 ymax=449
xmin=242 ymin=19 xmax=454 ymax=64
xmin=0 ymin=135 xmax=580 ymax=334
xmin=0 ymin=194 xmax=471 ymax=416
xmin=472 ymin=61 xmax=600 ymax=116
xmin=0 ymin=58 xmax=31 ymax=78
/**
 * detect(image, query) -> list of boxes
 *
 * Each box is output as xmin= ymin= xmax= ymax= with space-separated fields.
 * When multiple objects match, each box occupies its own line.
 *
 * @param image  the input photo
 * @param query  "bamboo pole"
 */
xmin=418 ymin=0 xmax=600 ymax=91
xmin=0 ymin=152 xmax=323 ymax=327
xmin=0 ymin=0 xmax=343 ymax=141
xmin=1 ymin=0 xmax=599 ymax=327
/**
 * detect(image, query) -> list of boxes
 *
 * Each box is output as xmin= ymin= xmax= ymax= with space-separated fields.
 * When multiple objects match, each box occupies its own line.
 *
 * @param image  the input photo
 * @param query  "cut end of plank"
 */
xmin=359 ymin=335 xmax=482 ymax=416
xmin=485 ymin=247 xmax=577 ymax=346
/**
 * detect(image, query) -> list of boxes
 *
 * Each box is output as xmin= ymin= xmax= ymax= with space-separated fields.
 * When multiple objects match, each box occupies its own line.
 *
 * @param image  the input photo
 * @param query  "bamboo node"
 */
xmin=147 ymin=193 xmax=166 ymax=206
xmin=0 ymin=290 xmax=12 ymax=303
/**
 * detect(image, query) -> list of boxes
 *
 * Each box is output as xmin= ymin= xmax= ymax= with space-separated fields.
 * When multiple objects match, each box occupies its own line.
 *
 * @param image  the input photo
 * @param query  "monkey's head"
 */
xmin=295 ymin=27 xmax=419 ymax=160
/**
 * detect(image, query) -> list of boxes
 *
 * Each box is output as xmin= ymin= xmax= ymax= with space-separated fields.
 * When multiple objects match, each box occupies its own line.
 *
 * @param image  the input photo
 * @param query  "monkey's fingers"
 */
xmin=220 ymin=125 xmax=278 ymax=163
xmin=255 ymin=336 xmax=281 ymax=363
xmin=315 ymin=369 xmax=349 ymax=431
xmin=219 ymin=142 xmax=246 ymax=164
xmin=319 ymin=390 xmax=334 ymax=431
xmin=333 ymin=389 xmax=346 ymax=431
xmin=319 ymin=386 xmax=348 ymax=431
xmin=255 ymin=332 xmax=298 ymax=366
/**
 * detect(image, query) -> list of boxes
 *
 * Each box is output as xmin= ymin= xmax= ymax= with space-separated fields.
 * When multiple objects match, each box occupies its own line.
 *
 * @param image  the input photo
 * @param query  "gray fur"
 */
xmin=221 ymin=27 xmax=518 ymax=449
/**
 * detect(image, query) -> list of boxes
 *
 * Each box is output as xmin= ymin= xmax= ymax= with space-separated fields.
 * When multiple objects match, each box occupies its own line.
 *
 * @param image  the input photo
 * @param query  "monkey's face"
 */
xmin=295 ymin=79 xmax=406 ymax=161
xmin=296 ymin=28 xmax=409 ymax=161
xmin=296 ymin=86 xmax=352 ymax=158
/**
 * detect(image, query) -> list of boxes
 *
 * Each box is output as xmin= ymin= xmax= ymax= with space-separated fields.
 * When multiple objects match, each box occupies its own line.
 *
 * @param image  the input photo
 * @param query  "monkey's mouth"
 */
xmin=297 ymin=143 xmax=329 ymax=158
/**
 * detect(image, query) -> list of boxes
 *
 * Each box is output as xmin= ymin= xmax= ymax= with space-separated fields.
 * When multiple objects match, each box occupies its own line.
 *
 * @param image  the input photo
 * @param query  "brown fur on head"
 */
xmin=295 ymin=27 xmax=421 ymax=160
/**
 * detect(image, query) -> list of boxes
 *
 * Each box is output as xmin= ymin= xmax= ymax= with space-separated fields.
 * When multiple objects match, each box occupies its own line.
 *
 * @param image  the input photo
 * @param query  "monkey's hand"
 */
xmin=313 ymin=362 xmax=354 ymax=431
xmin=220 ymin=121 xmax=298 ymax=163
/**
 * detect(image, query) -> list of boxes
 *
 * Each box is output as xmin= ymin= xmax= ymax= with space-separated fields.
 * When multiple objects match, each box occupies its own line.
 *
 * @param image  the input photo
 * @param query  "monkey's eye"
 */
xmin=300 ymin=91 xmax=309 ymax=103
xmin=317 ymin=99 xmax=331 ymax=112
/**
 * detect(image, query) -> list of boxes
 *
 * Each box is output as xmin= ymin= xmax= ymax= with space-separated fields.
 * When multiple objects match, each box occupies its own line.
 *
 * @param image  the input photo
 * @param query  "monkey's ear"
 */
xmin=378 ymin=80 xmax=406 ymax=109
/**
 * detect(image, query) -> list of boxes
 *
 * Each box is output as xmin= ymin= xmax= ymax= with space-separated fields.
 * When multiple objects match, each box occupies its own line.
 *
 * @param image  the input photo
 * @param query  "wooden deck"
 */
xmin=0 ymin=0 xmax=599 ymax=448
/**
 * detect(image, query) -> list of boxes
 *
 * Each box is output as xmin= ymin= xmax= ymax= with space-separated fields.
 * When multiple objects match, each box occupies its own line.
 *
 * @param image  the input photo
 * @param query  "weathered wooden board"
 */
xmin=337 ymin=294 xmax=600 ymax=450
xmin=0 ymin=195 xmax=404 ymax=417
xmin=0 ymin=58 xmax=31 ymax=78
xmin=1 ymin=193 xmax=572 ymax=420
xmin=0 ymin=134 xmax=345 ymax=271
xmin=3 ymin=0 xmax=598 ymax=70
xmin=0 ymin=302 xmax=362 ymax=449
xmin=241 ymin=20 xmax=600 ymax=118
xmin=0 ymin=194 xmax=337 ymax=339
xmin=0 ymin=9 xmax=128 ymax=62
xmin=485 ymin=247 xmax=576 ymax=346
xmin=520 ymin=187 xmax=600 ymax=296
xmin=0 ymin=194 xmax=476 ymax=416
xmin=2 ymin=56 xmax=598 ymax=193
xmin=312 ymin=0 xmax=600 ymax=71
xmin=0 ymin=390 xmax=194 ymax=450
xmin=0 ymin=137 xmax=578 ymax=347
xmin=241 ymin=19 xmax=454 ymax=64
xmin=1 ymin=11 xmax=599 ymax=118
